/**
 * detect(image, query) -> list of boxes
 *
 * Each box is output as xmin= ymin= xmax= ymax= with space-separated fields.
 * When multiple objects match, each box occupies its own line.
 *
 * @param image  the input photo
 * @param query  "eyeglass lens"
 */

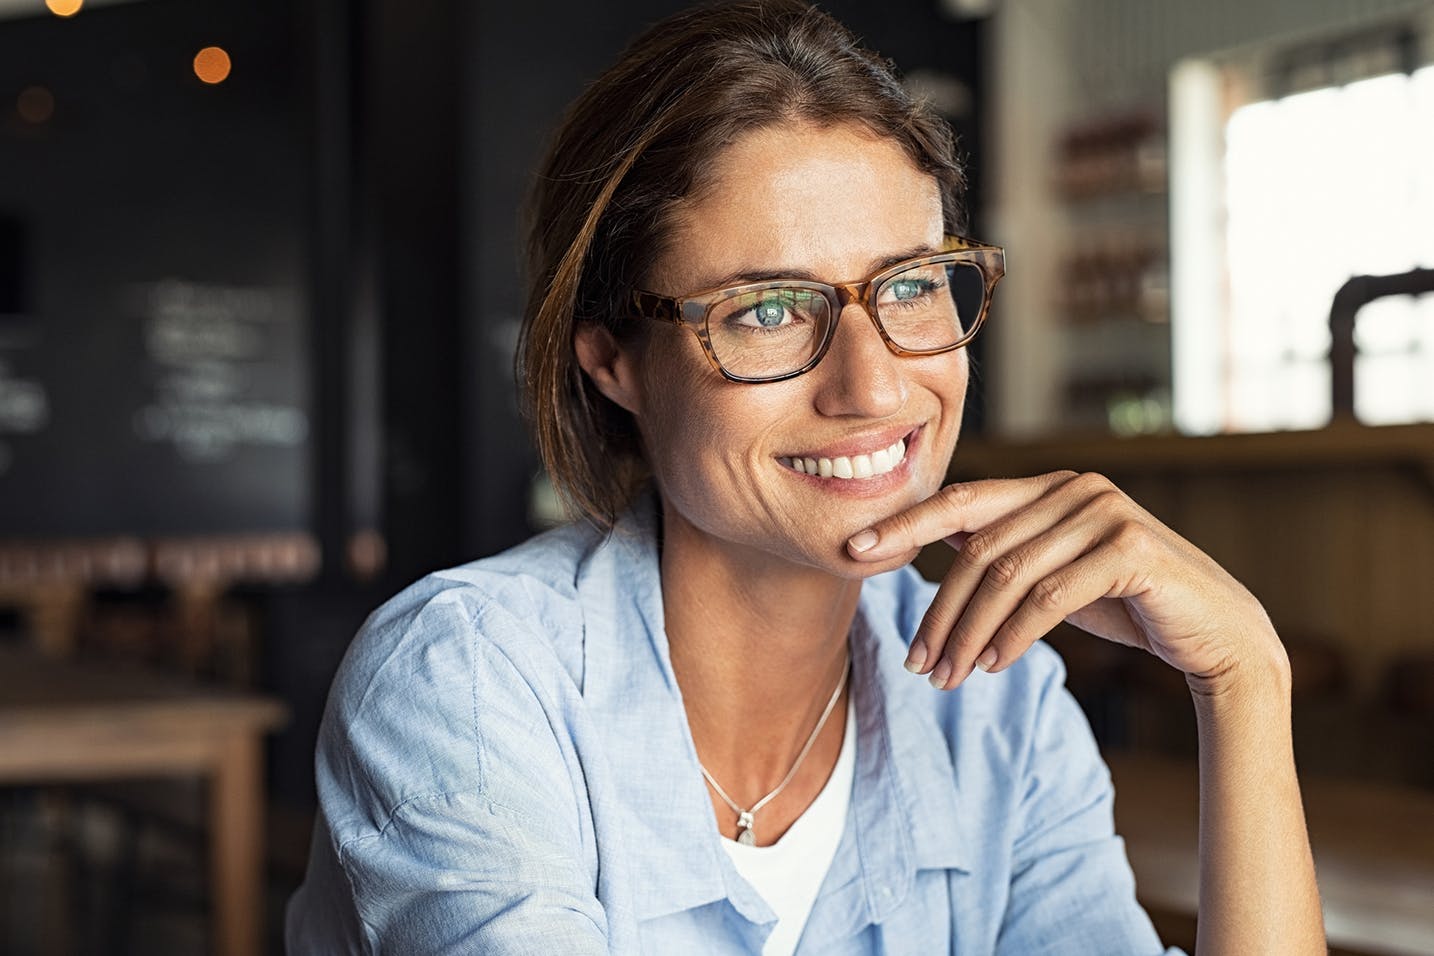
xmin=704 ymin=260 xmax=987 ymax=380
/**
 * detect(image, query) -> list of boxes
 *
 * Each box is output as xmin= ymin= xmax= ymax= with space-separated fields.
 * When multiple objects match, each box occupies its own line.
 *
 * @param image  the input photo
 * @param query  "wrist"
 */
xmin=1186 ymin=627 xmax=1292 ymax=712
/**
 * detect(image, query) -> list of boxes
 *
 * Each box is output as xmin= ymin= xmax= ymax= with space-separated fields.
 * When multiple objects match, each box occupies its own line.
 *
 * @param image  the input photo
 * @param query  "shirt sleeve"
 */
xmin=287 ymin=588 xmax=608 ymax=955
xmin=993 ymin=651 xmax=1185 ymax=956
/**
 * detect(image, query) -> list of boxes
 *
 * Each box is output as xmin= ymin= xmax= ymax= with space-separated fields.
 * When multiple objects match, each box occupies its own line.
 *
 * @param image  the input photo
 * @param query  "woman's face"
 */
xmin=626 ymin=121 xmax=968 ymax=578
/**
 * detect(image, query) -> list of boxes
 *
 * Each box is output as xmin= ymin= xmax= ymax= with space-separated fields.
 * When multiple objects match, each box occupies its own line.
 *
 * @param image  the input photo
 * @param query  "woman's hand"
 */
xmin=846 ymin=471 xmax=1287 ymax=695
xmin=847 ymin=471 xmax=1324 ymax=953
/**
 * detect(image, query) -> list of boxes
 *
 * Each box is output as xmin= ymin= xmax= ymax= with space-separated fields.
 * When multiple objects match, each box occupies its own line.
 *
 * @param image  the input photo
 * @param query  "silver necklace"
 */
xmin=698 ymin=656 xmax=850 ymax=846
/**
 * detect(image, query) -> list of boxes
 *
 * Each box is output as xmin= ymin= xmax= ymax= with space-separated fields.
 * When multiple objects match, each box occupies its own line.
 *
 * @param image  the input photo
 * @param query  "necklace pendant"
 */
xmin=736 ymin=810 xmax=756 ymax=846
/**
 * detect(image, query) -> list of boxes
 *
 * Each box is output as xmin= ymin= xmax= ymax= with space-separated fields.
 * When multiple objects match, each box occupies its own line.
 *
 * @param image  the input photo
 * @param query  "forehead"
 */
xmin=657 ymin=122 xmax=944 ymax=290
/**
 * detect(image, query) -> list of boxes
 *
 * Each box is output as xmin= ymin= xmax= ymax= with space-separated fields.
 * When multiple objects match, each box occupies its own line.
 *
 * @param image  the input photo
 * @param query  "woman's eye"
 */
xmin=730 ymin=295 xmax=804 ymax=329
xmin=889 ymin=278 xmax=927 ymax=301
xmin=751 ymin=299 xmax=788 ymax=327
xmin=718 ymin=289 xmax=818 ymax=332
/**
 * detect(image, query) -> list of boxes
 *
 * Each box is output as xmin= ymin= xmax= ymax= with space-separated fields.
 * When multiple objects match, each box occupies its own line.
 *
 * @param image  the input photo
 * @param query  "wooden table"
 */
xmin=1108 ymin=752 xmax=1434 ymax=956
xmin=0 ymin=647 xmax=288 ymax=956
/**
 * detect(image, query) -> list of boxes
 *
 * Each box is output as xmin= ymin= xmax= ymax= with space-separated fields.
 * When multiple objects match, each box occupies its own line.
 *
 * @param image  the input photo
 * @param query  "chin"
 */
xmin=777 ymin=511 xmax=927 ymax=582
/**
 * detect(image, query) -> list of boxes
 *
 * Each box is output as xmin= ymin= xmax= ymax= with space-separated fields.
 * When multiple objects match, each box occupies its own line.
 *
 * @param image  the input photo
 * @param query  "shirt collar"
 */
xmin=845 ymin=580 xmax=977 ymax=921
xmin=576 ymin=497 xmax=974 ymax=928
xmin=576 ymin=498 xmax=734 ymax=923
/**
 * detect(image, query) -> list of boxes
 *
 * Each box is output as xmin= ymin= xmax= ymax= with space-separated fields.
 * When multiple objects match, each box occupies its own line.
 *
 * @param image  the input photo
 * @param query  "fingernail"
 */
xmin=929 ymin=659 xmax=952 ymax=689
xmin=848 ymin=529 xmax=878 ymax=553
xmin=974 ymin=646 xmax=998 ymax=672
xmin=904 ymin=642 xmax=927 ymax=673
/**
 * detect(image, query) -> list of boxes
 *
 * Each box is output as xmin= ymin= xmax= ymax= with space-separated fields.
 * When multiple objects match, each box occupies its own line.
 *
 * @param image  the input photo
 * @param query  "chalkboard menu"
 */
xmin=0 ymin=0 xmax=310 ymax=541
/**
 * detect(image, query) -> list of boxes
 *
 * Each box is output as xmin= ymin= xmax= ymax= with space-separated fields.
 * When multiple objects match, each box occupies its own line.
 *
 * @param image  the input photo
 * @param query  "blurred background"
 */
xmin=0 ymin=0 xmax=1431 ymax=953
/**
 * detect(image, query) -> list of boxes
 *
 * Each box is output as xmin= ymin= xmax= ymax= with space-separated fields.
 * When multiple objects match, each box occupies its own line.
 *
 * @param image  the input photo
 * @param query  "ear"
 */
xmin=574 ymin=323 xmax=644 ymax=416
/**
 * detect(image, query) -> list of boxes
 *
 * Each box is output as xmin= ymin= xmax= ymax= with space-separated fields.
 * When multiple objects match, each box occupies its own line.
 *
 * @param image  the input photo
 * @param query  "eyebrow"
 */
xmin=690 ymin=243 xmax=939 ymax=292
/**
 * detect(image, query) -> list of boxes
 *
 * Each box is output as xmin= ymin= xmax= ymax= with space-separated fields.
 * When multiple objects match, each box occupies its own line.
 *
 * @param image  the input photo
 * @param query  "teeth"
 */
xmin=785 ymin=435 xmax=909 ymax=481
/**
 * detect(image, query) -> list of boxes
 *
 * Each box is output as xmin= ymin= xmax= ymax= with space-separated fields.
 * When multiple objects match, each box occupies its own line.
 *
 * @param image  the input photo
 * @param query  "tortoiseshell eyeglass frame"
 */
xmin=628 ymin=235 xmax=1006 ymax=384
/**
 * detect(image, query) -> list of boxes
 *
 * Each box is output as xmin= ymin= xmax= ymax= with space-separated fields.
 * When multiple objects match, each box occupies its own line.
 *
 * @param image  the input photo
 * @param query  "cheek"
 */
xmin=633 ymin=336 xmax=727 ymax=469
xmin=922 ymin=349 xmax=970 ymax=417
xmin=635 ymin=349 xmax=799 ymax=512
xmin=920 ymin=351 xmax=970 ymax=472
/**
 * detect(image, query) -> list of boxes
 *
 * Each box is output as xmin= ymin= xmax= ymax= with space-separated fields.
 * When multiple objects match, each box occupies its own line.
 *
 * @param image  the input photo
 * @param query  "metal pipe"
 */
xmin=1328 ymin=268 xmax=1434 ymax=421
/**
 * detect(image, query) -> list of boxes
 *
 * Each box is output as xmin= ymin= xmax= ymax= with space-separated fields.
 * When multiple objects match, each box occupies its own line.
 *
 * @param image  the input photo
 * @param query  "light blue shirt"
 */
xmin=287 ymin=499 xmax=1183 ymax=954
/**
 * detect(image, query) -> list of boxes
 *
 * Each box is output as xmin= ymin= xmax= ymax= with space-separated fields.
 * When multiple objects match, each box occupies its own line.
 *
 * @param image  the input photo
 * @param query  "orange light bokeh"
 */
xmin=17 ymin=86 xmax=56 ymax=124
xmin=45 ymin=0 xmax=83 ymax=17
xmin=193 ymin=46 xmax=232 ymax=85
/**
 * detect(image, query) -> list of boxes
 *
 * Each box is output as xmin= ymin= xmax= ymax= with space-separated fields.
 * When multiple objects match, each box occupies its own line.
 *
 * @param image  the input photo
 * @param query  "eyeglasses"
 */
xmin=630 ymin=235 xmax=1004 ymax=384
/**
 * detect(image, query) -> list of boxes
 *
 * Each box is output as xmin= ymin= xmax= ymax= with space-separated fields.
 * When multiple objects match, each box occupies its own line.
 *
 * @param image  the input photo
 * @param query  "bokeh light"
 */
xmin=45 ymin=0 xmax=83 ymax=17
xmin=17 ymin=86 xmax=55 ymax=124
xmin=193 ymin=46 xmax=232 ymax=85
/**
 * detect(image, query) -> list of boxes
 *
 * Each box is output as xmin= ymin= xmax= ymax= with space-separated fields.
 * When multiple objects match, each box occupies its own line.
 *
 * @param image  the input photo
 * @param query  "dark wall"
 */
xmin=462 ymin=1 xmax=702 ymax=556
xmin=0 ymin=0 xmax=311 ymax=538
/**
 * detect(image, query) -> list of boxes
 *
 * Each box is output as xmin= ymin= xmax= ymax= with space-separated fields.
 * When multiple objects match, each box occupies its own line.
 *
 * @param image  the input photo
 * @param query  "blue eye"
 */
xmin=889 ymin=278 xmax=926 ymax=301
xmin=753 ymin=300 xmax=787 ymax=327
xmin=718 ymin=289 xmax=820 ymax=333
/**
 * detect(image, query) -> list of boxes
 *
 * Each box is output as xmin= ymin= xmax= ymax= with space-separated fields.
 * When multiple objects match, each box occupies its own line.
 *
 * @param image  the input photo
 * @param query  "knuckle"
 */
xmin=1072 ymin=486 xmax=1131 ymax=532
xmin=888 ymin=513 xmax=919 ymax=547
xmin=955 ymin=531 xmax=995 ymax=569
xmin=945 ymin=626 xmax=983 ymax=655
xmin=1110 ymin=518 xmax=1152 ymax=554
xmin=939 ymin=481 xmax=977 ymax=511
xmin=922 ymin=587 xmax=961 ymax=626
xmin=1030 ymin=575 xmax=1068 ymax=613
xmin=877 ymin=509 xmax=922 ymax=550
xmin=986 ymin=551 xmax=1025 ymax=589
xmin=1069 ymin=471 xmax=1114 ymax=498
xmin=1091 ymin=486 xmax=1127 ymax=511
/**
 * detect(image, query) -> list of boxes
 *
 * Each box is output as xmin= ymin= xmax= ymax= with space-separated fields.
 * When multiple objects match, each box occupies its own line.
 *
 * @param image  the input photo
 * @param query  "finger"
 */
xmin=949 ymin=541 xmax=1134 ymax=687
xmin=905 ymin=473 xmax=1118 ymax=676
xmin=847 ymin=471 xmax=1079 ymax=561
xmin=907 ymin=499 xmax=1079 ymax=677
xmin=923 ymin=503 xmax=1111 ymax=688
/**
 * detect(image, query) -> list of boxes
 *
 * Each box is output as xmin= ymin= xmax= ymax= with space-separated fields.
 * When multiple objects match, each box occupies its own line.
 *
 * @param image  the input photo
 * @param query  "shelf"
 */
xmin=951 ymin=422 xmax=1434 ymax=481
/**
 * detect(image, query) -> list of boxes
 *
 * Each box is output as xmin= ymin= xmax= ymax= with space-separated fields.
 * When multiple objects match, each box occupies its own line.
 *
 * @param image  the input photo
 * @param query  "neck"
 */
xmin=660 ymin=505 xmax=860 ymax=804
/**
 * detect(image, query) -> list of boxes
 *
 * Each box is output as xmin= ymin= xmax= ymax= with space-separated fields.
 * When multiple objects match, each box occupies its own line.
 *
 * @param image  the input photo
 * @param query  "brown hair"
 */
xmin=518 ymin=0 xmax=966 ymax=528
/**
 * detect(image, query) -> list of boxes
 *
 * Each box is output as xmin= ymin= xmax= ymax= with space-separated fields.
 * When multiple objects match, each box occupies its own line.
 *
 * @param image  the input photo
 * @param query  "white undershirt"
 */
xmin=719 ymin=695 xmax=856 ymax=956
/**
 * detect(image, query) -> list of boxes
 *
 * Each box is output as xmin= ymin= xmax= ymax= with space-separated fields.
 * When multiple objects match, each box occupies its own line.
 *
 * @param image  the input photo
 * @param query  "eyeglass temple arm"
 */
xmin=631 ymin=289 xmax=684 ymax=324
xmin=942 ymin=234 xmax=1001 ymax=253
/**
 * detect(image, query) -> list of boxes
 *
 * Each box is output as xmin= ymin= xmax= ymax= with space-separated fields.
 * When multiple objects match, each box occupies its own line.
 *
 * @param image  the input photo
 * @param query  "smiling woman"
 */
xmin=286 ymin=2 xmax=1324 ymax=954
xmin=579 ymin=122 xmax=975 ymax=576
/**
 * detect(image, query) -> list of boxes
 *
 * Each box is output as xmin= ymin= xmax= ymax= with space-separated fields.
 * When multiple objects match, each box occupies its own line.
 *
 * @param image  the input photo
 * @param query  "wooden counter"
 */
xmin=0 ymin=648 xmax=288 ymax=956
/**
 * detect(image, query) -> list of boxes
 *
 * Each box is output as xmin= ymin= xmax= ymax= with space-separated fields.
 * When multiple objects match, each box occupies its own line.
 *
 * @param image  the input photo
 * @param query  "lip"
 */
xmin=776 ymin=425 xmax=923 ymax=496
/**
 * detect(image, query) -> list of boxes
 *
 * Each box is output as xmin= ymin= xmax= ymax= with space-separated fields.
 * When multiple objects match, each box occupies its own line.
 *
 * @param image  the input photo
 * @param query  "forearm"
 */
xmin=1191 ymin=641 xmax=1325 ymax=955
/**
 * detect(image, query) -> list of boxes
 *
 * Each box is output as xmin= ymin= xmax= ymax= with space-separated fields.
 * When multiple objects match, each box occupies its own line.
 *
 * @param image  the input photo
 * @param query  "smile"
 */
xmin=778 ymin=433 xmax=910 ymax=481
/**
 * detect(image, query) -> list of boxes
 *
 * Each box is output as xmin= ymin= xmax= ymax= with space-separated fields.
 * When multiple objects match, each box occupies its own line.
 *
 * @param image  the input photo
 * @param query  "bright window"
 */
xmin=1173 ymin=57 xmax=1434 ymax=433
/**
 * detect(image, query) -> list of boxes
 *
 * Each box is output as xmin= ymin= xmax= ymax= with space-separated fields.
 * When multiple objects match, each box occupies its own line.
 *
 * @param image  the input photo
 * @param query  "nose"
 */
xmin=811 ymin=302 xmax=908 ymax=418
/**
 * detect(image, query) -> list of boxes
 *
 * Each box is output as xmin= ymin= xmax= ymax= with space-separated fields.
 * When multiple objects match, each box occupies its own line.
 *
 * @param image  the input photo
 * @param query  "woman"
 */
xmin=288 ymin=2 xmax=1324 ymax=953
